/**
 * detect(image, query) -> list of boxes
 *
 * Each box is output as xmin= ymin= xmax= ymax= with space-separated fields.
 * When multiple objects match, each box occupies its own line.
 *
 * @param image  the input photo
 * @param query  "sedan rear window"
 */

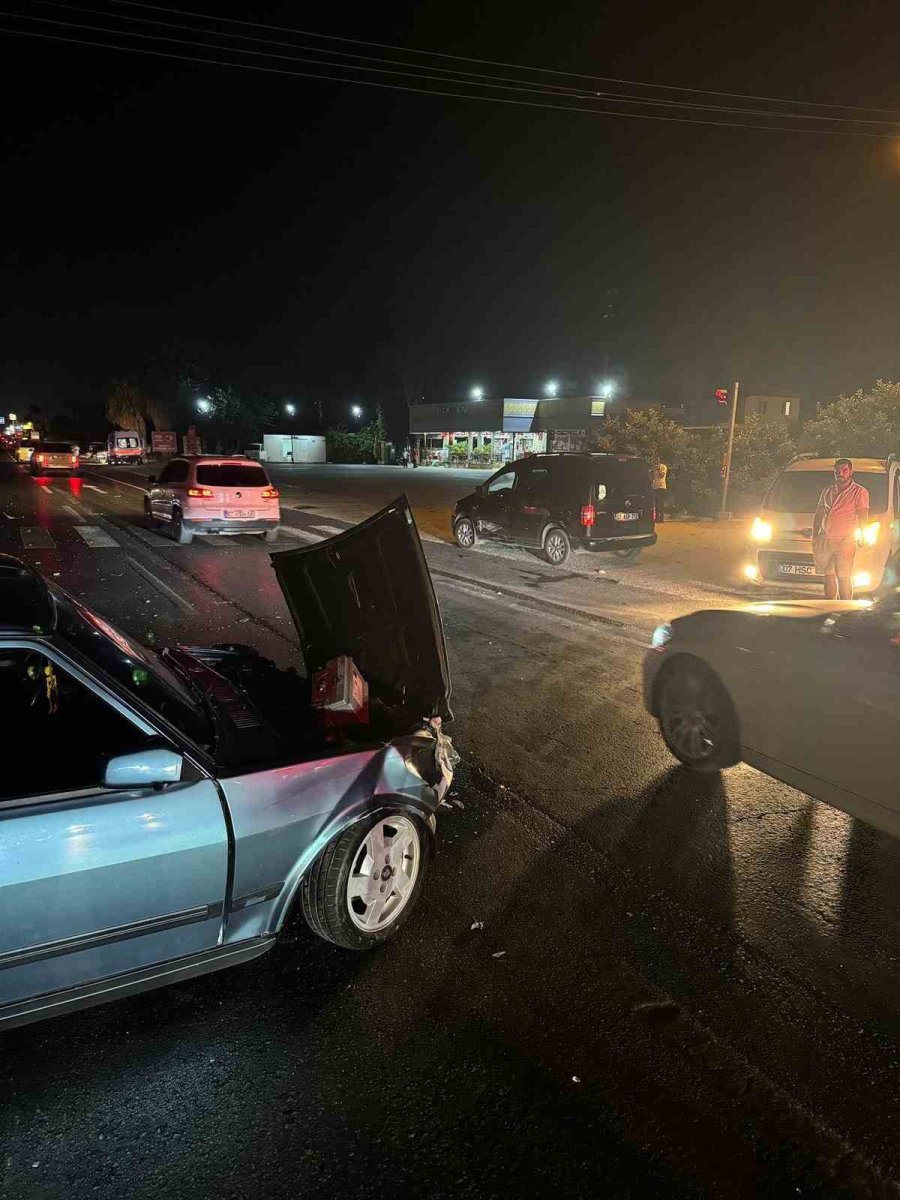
xmin=195 ymin=464 xmax=270 ymax=487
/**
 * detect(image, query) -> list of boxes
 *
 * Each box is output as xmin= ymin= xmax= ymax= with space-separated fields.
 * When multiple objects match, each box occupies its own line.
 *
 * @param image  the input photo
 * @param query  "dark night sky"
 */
xmin=3 ymin=0 xmax=900 ymax=428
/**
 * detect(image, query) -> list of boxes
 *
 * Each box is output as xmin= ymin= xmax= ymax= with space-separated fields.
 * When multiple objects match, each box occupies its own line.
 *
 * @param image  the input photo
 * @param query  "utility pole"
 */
xmin=719 ymin=379 xmax=740 ymax=519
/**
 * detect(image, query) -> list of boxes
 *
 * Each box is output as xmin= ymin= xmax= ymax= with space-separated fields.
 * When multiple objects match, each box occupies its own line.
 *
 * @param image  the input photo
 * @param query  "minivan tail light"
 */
xmin=187 ymin=487 xmax=214 ymax=498
xmin=580 ymin=504 xmax=596 ymax=527
xmin=261 ymin=488 xmax=279 ymax=499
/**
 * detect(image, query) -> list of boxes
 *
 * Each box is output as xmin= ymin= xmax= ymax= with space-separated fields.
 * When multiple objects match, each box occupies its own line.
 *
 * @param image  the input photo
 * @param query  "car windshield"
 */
xmin=765 ymin=470 xmax=887 ymax=514
xmin=51 ymin=591 xmax=214 ymax=748
xmin=196 ymin=464 xmax=269 ymax=487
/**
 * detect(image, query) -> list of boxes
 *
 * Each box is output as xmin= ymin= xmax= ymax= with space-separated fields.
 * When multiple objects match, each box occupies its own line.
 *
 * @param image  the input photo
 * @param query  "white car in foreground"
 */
xmin=643 ymin=596 xmax=900 ymax=839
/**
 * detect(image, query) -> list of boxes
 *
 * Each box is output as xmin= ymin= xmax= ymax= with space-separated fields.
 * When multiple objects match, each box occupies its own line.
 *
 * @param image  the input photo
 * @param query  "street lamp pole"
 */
xmin=719 ymin=380 xmax=740 ymax=518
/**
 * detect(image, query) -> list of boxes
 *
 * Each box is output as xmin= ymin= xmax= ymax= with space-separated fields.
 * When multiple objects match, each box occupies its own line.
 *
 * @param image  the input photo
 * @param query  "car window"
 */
xmin=115 ymin=436 xmax=140 ymax=449
xmin=765 ymin=470 xmax=887 ymax=514
xmin=195 ymin=464 xmax=270 ymax=487
xmin=515 ymin=463 xmax=551 ymax=495
xmin=51 ymin=592 xmax=213 ymax=748
xmin=0 ymin=648 xmax=154 ymax=800
xmin=487 ymin=470 xmax=516 ymax=494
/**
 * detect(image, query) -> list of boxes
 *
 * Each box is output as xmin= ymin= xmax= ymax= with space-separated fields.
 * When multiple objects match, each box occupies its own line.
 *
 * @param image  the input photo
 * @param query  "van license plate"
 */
xmin=778 ymin=562 xmax=815 ymax=576
xmin=614 ymin=512 xmax=639 ymax=521
xmin=224 ymin=510 xmax=255 ymax=518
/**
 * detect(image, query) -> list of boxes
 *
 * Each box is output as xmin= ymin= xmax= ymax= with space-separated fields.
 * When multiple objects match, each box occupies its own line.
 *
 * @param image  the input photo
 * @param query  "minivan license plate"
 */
xmin=224 ymin=509 xmax=255 ymax=518
xmin=614 ymin=512 xmax=639 ymax=521
xmin=778 ymin=562 xmax=815 ymax=576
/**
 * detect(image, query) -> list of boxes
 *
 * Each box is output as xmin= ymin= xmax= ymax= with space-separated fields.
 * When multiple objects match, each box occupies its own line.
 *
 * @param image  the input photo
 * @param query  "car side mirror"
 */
xmin=103 ymin=748 xmax=183 ymax=788
xmin=147 ymin=474 xmax=157 ymax=484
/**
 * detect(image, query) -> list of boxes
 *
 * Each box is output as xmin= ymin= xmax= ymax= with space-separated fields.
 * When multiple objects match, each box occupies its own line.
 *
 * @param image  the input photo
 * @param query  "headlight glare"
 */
xmin=750 ymin=517 xmax=772 ymax=542
xmin=863 ymin=521 xmax=880 ymax=546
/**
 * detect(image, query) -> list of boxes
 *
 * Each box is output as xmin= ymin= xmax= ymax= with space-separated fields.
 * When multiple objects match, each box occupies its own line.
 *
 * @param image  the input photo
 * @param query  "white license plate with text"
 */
xmin=778 ymin=562 xmax=815 ymax=576
xmin=223 ymin=509 xmax=256 ymax=518
xmin=614 ymin=512 xmax=640 ymax=521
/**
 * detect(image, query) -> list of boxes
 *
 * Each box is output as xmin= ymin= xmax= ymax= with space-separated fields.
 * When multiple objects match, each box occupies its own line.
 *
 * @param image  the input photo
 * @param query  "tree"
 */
xmin=729 ymin=415 xmax=796 ymax=508
xmin=106 ymin=380 xmax=170 ymax=438
xmin=195 ymin=385 xmax=277 ymax=452
xmin=800 ymin=380 xmax=900 ymax=458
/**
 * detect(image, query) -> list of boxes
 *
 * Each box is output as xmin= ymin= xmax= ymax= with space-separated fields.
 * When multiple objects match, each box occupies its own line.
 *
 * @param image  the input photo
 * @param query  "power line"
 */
xmin=99 ymin=0 xmax=900 ymax=117
xmin=19 ymin=0 xmax=900 ymax=127
xmin=0 ymin=23 xmax=892 ymax=138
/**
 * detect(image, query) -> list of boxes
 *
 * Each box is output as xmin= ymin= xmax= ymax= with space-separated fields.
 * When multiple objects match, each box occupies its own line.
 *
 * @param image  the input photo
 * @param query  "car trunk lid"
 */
xmin=271 ymin=496 xmax=452 ymax=721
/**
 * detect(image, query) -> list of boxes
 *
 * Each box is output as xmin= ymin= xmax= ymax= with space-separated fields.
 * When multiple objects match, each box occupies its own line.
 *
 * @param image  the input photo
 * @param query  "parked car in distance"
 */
xmin=744 ymin=454 xmax=899 ymax=593
xmin=145 ymin=456 xmax=281 ymax=544
xmin=0 ymin=497 xmax=457 ymax=1030
xmin=244 ymin=443 xmax=269 ymax=461
xmin=643 ymin=593 xmax=900 ymax=839
xmin=15 ymin=442 xmax=34 ymax=463
xmin=80 ymin=441 xmax=109 ymax=464
xmin=29 ymin=441 xmax=79 ymax=476
xmin=452 ymin=452 xmax=657 ymax=566
xmin=107 ymin=430 xmax=144 ymax=465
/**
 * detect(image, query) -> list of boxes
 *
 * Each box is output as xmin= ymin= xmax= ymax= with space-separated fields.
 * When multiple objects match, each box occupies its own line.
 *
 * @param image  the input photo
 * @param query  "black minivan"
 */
xmin=451 ymin=453 xmax=657 ymax=566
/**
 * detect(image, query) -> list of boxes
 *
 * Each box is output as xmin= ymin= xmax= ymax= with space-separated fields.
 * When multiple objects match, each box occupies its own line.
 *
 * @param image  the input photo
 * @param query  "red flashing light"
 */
xmin=187 ymin=487 xmax=214 ymax=498
xmin=715 ymin=388 xmax=729 ymax=405
xmin=580 ymin=504 xmax=596 ymax=527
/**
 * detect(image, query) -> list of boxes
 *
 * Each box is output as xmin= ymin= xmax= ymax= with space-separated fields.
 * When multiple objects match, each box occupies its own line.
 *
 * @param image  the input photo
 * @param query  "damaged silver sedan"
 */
xmin=0 ymin=498 xmax=457 ymax=1030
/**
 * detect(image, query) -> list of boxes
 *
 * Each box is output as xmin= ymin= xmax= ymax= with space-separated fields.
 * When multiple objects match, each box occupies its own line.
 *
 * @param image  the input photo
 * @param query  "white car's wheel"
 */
xmin=300 ymin=811 xmax=430 ymax=949
xmin=656 ymin=659 xmax=740 ymax=772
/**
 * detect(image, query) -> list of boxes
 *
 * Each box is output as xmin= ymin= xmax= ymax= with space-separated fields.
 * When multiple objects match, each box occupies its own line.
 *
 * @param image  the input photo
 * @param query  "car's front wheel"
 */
xmin=300 ymin=811 xmax=430 ymax=949
xmin=655 ymin=658 xmax=740 ymax=772
xmin=453 ymin=516 xmax=477 ymax=549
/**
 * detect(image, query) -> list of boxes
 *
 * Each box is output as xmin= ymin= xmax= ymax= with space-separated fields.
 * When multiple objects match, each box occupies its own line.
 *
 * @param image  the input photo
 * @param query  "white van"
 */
xmin=107 ymin=430 xmax=145 ymax=465
xmin=744 ymin=455 xmax=900 ymax=592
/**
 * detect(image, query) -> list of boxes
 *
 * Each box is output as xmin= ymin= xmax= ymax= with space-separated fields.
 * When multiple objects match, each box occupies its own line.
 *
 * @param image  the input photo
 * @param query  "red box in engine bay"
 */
xmin=311 ymin=655 xmax=369 ymax=726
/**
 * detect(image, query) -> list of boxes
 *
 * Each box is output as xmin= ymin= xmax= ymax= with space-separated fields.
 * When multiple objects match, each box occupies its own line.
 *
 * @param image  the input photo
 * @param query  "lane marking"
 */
xmin=62 ymin=505 xmax=83 ymax=520
xmin=20 ymin=527 xmax=55 ymax=549
xmin=81 ymin=470 xmax=147 ymax=492
xmin=39 ymin=485 xmax=51 ymax=493
xmin=307 ymin=524 xmax=346 ymax=536
xmin=275 ymin=524 xmax=318 ymax=540
xmin=74 ymin=525 xmax=119 ymax=548
xmin=126 ymin=556 xmax=194 ymax=612
xmin=84 ymin=484 xmax=107 ymax=494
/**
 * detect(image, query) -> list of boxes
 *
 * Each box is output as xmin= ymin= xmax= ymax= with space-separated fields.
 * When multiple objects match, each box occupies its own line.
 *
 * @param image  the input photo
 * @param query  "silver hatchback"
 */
xmin=0 ymin=499 xmax=456 ymax=1030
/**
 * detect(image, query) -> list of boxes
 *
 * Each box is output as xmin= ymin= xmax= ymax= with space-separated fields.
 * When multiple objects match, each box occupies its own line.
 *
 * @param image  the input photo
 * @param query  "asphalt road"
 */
xmin=1 ymin=458 xmax=898 ymax=1200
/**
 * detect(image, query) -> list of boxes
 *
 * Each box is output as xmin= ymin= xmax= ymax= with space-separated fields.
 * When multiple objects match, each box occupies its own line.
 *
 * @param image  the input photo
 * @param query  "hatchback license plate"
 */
xmin=223 ymin=509 xmax=255 ymax=518
xmin=778 ymin=562 xmax=815 ymax=576
xmin=614 ymin=512 xmax=640 ymax=521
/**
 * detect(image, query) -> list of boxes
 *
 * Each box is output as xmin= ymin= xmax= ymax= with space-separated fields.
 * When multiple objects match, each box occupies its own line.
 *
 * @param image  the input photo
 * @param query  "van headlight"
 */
xmin=650 ymin=623 xmax=673 ymax=650
xmin=861 ymin=521 xmax=880 ymax=546
xmin=750 ymin=517 xmax=772 ymax=542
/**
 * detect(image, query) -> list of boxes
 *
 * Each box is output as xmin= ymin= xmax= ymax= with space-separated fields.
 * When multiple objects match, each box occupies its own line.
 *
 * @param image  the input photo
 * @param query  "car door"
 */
xmin=156 ymin=458 xmax=189 ymax=521
xmin=0 ymin=643 xmax=228 ymax=1013
xmin=150 ymin=461 xmax=174 ymax=518
xmin=472 ymin=468 xmax=518 ymax=540
xmin=507 ymin=460 xmax=553 ymax=546
xmin=757 ymin=606 xmax=900 ymax=832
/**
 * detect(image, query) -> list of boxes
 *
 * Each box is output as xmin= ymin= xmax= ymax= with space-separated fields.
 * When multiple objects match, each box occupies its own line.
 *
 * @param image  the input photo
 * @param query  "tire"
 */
xmin=655 ymin=658 xmax=740 ymax=772
xmin=172 ymin=509 xmax=194 ymax=545
xmin=260 ymin=529 xmax=279 ymax=544
xmin=300 ymin=810 xmax=431 ymax=950
xmin=542 ymin=526 xmax=571 ymax=566
xmin=143 ymin=497 xmax=159 ymax=529
xmin=613 ymin=546 xmax=642 ymax=562
xmin=453 ymin=516 xmax=477 ymax=549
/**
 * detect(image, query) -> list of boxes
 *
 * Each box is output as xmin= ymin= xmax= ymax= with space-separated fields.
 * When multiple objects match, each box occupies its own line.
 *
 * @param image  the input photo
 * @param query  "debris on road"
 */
xmin=471 ymin=920 xmax=484 ymax=931
xmin=491 ymin=950 xmax=506 ymax=958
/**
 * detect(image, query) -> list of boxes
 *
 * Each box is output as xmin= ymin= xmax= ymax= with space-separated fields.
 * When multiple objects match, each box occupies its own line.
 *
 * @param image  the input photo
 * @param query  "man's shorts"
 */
xmin=813 ymin=536 xmax=857 ymax=576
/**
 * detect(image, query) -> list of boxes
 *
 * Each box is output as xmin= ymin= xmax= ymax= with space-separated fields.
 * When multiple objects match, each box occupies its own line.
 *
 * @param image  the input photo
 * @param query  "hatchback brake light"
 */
xmin=187 ymin=487 xmax=214 ymax=498
xmin=261 ymin=488 xmax=279 ymax=499
xmin=580 ymin=504 xmax=596 ymax=527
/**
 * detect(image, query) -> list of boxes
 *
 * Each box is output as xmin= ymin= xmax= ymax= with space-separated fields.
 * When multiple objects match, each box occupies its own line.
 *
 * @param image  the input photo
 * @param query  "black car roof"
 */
xmin=0 ymin=555 xmax=56 ymax=634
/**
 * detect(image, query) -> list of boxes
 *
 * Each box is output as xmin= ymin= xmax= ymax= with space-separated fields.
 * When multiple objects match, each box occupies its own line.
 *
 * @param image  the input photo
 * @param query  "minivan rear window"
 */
xmin=594 ymin=459 xmax=650 ymax=495
xmin=115 ymin=436 xmax=140 ymax=449
xmin=765 ymin=470 xmax=887 ymax=514
xmin=195 ymin=464 xmax=270 ymax=487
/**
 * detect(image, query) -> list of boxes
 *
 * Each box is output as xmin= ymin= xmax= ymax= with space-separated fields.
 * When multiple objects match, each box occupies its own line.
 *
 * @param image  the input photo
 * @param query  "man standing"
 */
xmin=650 ymin=456 xmax=668 ymax=523
xmin=813 ymin=458 xmax=869 ymax=600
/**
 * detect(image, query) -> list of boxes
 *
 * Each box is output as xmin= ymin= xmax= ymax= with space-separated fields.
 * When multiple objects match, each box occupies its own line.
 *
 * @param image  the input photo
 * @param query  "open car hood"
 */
xmin=271 ymin=497 xmax=452 ymax=721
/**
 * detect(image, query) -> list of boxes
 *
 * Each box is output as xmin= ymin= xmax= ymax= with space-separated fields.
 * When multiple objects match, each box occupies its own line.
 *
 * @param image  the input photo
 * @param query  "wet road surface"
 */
xmin=0 ymin=458 xmax=898 ymax=1199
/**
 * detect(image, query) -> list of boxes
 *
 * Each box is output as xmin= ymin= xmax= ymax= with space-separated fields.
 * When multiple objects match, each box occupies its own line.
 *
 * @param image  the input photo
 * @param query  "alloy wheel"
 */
xmin=346 ymin=816 xmax=421 ymax=932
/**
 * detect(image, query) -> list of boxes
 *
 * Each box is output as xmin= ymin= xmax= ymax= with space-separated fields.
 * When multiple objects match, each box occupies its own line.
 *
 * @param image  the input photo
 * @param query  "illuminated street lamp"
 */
xmin=285 ymin=403 xmax=296 ymax=416
xmin=599 ymin=381 xmax=615 ymax=399
xmin=196 ymin=397 xmax=211 ymax=414
xmin=351 ymin=405 xmax=364 ymax=419
xmin=470 ymin=386 xmax=484 ymax=401
xmin=544 ymin=380 xmax=558 ymax=397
